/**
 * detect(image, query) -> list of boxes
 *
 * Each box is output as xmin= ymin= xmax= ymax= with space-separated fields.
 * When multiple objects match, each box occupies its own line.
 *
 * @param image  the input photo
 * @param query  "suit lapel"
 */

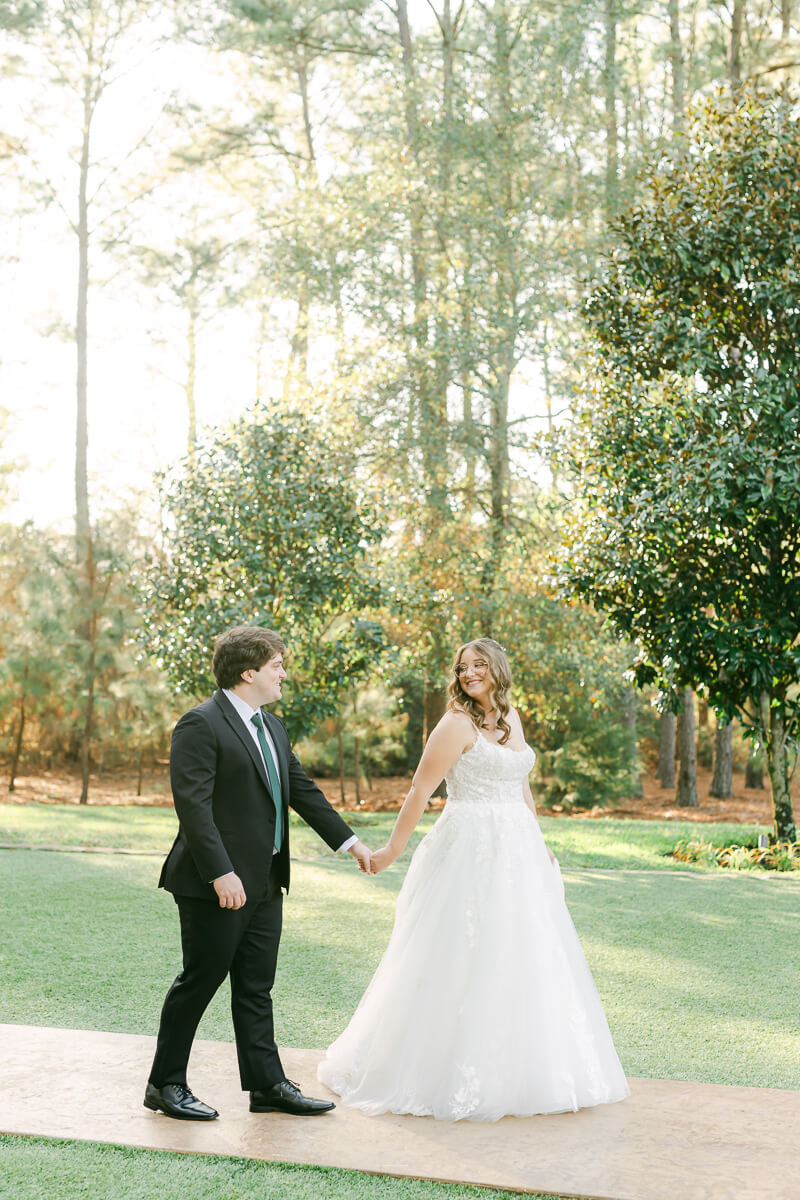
xmin=213 ymin=690 xmax=273 ymax=799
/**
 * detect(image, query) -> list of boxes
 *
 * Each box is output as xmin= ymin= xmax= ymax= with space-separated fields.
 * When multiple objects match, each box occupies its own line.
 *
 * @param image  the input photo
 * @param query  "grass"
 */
xmin=0 ymin=801 xmax=179 ymax=851
xmin=2 ymin=845 xmax=799 ymax=1087
xmin=2 ymin=801 xmax=798 ymax=1198
xmin=0 ymin=800 xmax=771 ymax=872
xmin=0 ymin=1136 xmax=560 ymax=1200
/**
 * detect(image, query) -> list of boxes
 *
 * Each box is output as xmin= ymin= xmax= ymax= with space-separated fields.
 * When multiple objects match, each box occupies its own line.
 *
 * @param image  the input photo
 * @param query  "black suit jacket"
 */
xmin=158 ymin=690 xmax=354 ymax=899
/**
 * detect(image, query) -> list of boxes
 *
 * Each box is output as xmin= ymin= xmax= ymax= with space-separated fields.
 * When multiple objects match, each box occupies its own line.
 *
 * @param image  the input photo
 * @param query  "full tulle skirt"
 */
xmin=317 ymin=797 xmax=630 ymax=1121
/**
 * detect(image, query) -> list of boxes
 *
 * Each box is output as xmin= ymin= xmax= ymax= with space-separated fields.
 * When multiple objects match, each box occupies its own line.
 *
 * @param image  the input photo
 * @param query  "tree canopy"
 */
xmin=562 ymin=87 xmax=800 ymax=839
xmin=143 ymin=406 xmax=386 ymax=740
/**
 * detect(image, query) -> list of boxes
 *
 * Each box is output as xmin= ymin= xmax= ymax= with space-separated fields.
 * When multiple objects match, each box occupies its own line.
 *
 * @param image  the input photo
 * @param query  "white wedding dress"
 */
xmin=317 ymin=731 xmax=630 ymax=1121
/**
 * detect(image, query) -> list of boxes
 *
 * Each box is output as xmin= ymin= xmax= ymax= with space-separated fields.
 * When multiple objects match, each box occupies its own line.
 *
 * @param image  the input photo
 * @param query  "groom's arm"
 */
xmin=265 ymin=714 xmax=370 ymax=870
xmin=170 ymin=710 xmax=235 ymax=884
xmin=286 ymin=747 xmax=357 ymax=850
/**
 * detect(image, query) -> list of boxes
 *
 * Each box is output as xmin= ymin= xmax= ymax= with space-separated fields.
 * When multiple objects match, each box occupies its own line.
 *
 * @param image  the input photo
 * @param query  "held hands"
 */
xmin=346 ymin=839 xmax=396 ymax=875
xmin=347 ymin=839 xmax=373 ymax=874
xmin=213 ymin=871 xmax=247 ymax=910
xmin=368 ymin=845 xmax=395 ymax=875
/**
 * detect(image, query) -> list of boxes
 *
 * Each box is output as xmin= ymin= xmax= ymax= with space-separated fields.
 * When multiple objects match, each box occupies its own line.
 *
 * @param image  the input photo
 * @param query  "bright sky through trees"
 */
xmin=2 ymin=0 xmax=551 ymax=530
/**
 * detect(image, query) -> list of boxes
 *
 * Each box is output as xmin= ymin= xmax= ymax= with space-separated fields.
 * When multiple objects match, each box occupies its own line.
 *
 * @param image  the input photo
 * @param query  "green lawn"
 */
xmin=0 ymin=799 xmax=770 ymax=871
xmin=2 ymin=801 xmax=798 ymax=1199
xmin=0 ymin=1136 xmax=558 ymax=1200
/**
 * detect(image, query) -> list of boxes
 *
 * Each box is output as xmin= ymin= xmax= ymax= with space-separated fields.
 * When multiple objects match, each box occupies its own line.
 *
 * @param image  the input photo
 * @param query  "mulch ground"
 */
xmin=2 ymin=764 xmax=787 ymax=826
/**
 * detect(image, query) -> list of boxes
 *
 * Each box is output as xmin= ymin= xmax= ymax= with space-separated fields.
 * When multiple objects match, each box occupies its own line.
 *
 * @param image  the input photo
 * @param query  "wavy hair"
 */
xmin=446 ymin=638 xmax=513 ymax=744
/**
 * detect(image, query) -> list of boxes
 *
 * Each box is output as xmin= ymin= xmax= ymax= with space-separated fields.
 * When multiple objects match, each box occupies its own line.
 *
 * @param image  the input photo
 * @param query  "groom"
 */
xmin=144 ymin=624 xmax=372 ymax=1121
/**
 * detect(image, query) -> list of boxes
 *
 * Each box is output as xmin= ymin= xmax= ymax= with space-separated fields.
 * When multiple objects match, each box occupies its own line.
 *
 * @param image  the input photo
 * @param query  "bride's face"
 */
xmin=456 ymin=646 xmax=493 ymax=708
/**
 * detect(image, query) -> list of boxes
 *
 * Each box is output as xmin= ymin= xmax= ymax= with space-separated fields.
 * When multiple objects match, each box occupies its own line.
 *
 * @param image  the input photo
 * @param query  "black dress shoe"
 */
xmin=144 ymin=1082 xmax=218 ymax=1120
xmin=250 ymin=1079 xmax=335 ymax=1115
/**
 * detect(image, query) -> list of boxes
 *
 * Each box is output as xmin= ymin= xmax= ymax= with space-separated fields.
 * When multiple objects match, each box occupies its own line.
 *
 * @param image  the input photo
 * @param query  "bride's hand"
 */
xmin=369 ymin=846 xmax=394 ymax=874
xmin=547 ymin=846 xmax=556 ymax=866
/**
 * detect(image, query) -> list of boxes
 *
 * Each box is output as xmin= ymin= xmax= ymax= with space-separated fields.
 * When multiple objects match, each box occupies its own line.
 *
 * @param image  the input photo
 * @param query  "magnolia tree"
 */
xmin=561 ymin=88 xmax=800 ymax=841
xmin=143 ymin=406 xmax=386 ymax=741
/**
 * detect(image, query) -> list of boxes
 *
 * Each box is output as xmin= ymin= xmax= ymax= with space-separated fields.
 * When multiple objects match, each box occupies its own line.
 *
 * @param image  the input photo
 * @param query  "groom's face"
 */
xmin=246 ymin=654 xmax=287 ymax=705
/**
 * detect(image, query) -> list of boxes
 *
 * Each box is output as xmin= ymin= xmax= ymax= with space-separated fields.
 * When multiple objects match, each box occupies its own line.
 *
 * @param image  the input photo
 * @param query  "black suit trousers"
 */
xmin=149 ymin=860 xmax=285 ymax=1092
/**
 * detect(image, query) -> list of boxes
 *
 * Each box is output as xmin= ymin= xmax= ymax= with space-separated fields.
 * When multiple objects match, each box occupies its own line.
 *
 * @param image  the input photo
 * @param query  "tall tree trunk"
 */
xmin=186 ymin=285 xmax=197 ymax=458
xmin=423 ymin=681 xmax=448 ymax=798
xmin=79 ymin=587 xmax=97 ymax=806
xmin=657 ymin=710 xmax=675 ymax=788
xmin=397 ymin=0 xmax=448 ymax=512
xmin=623 ymin=685 xmax=643 ymax=796
xmin=352 ymin=693 xmax=361 ymax=807
xmin=760 ymin=691 xmax=796 ymax=841
xmin=423 ymin=686 xmax=448 ymax=748
xmin=603 ymin=0 xmax=619 ymax=221
xmin=676 ymin=687 xmax=698 ymax=807
xmin=542 ymin=324 xmax=559 ymax=490
xmin=337 ymin=720 xmax=346 ymax=805
xmin=745 ymin=750 xmax=764 ymax=789
xmin=709 ymin=720 xmax=733 ymax=798
xmin=667 ymin=0 xmax=685 ymax=130
xmin=729 ymin=0 xmax=745 ymax=89
xmin=75 ymin=33 xmax=98 ymax=805
xmin=480 ymin=3 xmax=516 ymax=611
xmin=75 ymin=65 xmax=92 ymax=561
xmin=353 ymin=733 xmax=361 ymax=806
xmin=255 ymin=305 xmax=268 ymax=403
xmin=8 ymin=691 xmax=26 ymax=792
xmin=396 ymin=0 xmax=451 ymax=742
xmin=782 ymin=0 xmax=792 ymax=38
xmin=462 ymin=362 xmax=476 ymax=503
xmin=283 ymin=55 xmax=317 ymax=399
xmin=136 ymin=744 xmax=144 ymax=798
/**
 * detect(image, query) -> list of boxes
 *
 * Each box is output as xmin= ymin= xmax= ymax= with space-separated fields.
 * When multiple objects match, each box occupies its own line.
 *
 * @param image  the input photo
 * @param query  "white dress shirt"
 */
xmin=223 ymin=689 xmax=356 ymax=854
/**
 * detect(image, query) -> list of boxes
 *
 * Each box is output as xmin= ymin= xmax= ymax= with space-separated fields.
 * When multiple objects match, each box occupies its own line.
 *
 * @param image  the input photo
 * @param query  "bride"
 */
xmin=317 ymin=638 xmax=630 ymax=1121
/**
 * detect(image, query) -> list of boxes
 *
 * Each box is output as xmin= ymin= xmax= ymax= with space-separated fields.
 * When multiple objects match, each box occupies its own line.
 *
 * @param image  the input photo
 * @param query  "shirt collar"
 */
xmin=223 ymin=688 xmax=263 ymax=724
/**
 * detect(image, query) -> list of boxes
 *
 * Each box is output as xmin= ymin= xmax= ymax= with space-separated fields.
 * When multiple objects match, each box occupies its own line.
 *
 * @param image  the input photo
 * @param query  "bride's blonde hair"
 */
xmin=446 ymin=638 xmax=513 ymax=745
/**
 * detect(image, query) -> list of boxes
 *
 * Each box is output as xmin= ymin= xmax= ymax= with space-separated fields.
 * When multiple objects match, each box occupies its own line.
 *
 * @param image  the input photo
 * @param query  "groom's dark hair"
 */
xmin=212 ymin=625 xmax=287 ymax=690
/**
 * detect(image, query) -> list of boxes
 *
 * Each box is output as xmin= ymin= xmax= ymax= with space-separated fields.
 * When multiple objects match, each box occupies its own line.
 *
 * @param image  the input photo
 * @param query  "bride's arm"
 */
xmin=369 ymin=713 xmax=473 ymax=874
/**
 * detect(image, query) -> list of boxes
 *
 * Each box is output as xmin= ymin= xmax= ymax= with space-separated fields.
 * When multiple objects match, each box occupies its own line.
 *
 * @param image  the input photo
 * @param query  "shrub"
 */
xmin=673 ymin=838 xmax=800 ymax=872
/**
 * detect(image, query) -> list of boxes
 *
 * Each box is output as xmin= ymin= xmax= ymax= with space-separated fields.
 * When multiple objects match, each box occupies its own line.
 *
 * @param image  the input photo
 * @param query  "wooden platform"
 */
xmin=2 ymin=1024 xmax=798 ymax=1199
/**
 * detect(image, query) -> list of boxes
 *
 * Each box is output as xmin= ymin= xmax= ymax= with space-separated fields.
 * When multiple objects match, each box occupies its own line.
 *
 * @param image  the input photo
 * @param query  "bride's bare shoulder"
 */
xmin=433 ymin=708 xmax=476 ymax=748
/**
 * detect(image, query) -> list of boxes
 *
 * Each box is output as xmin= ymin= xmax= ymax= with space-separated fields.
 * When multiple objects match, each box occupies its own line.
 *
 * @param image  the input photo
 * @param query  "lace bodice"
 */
xmin=445 ymin=731 xmax=535 ymax=806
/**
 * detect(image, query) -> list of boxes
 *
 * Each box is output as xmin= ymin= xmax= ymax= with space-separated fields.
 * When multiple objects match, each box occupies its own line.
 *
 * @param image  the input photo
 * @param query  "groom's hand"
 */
xmin=213 ymin=871 xmax=247 ymax=909
xmin=348 ymin=839 xmax=372 ymax=874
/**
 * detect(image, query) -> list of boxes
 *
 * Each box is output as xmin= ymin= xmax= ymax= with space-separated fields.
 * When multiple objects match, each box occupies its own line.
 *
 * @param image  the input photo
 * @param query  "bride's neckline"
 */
xmin=468 ymin=730 xmax=529 ymax=755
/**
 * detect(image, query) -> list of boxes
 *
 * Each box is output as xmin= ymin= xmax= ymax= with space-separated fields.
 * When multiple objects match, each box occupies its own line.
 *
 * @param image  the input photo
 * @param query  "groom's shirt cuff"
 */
xmin=337 ymin=835 xmax=358 ymax=853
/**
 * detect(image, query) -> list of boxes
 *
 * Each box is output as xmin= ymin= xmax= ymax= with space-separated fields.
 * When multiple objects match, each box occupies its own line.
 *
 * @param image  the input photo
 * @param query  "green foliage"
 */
xmin=0 ymin=0 xmax=44 ymax=34
xmin=0 ymin=518 xmax=182 ymax=781
xmin=485 ymin=510 xmax=640 ymax=809
xmin=142 ymin=406 xmax=387 ymax=740
xmin=0 ymin=523 xmax=70 ymax=768
xmin=512 ymin=593 xmax=635 ymax=811
xmin=673 ymin=837 xmax=800 ymax=872
xmin=294 ymin=683 xmax=408 ymax=781
xmin=562 ymin=87 xmax=800 ymax=837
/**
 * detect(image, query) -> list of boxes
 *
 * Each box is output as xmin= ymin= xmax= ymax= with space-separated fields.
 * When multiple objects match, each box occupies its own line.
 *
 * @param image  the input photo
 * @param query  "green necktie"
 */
xmin=251 ymin=713 xmax=283 ymax=852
